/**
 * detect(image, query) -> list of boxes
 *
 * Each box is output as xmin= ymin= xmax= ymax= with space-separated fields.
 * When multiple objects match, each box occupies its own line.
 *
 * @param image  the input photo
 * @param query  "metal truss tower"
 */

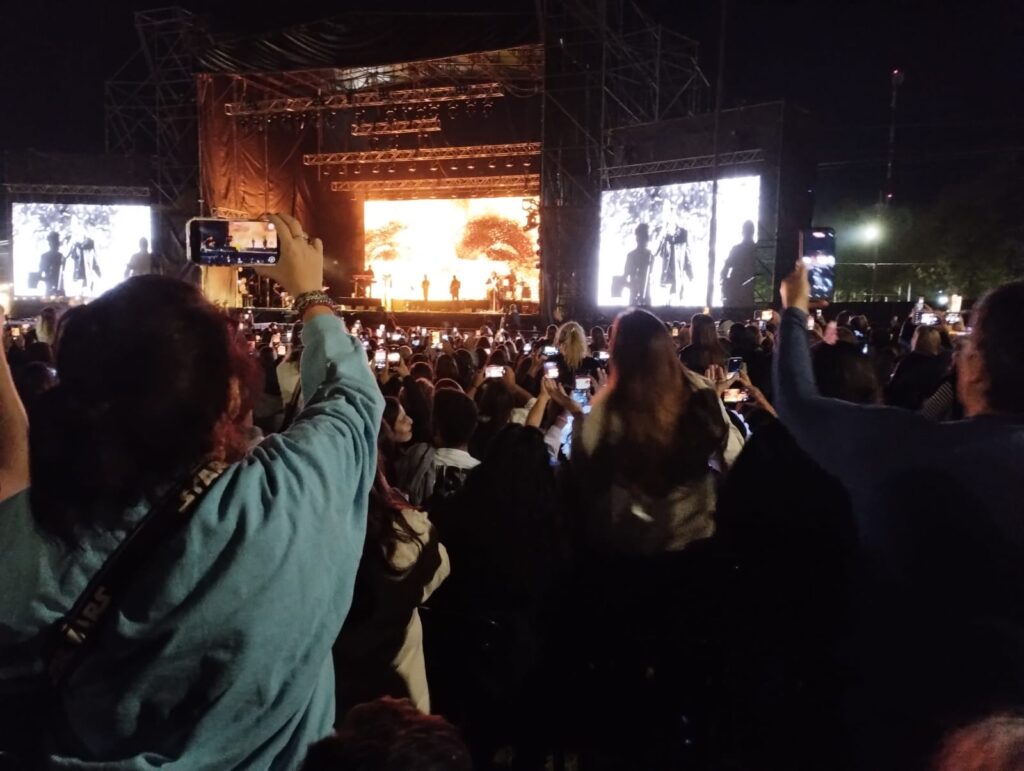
xmin=105 ymin=7 xmax=200 ymax=210
xmin=538 ymin=0 xmax=709 ymax=317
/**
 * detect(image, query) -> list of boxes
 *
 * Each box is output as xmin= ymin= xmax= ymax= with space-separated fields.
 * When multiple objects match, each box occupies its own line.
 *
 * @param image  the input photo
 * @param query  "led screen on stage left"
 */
xmin=12 ymin=203 xmax=153 ymax=300
xmin=363 ymin=197 xmax=539 ymax=304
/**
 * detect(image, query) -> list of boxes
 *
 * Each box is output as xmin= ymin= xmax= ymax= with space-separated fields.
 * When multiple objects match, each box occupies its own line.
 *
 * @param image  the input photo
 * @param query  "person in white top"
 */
xmin=395 ymin=389 xmax=480 ymax=507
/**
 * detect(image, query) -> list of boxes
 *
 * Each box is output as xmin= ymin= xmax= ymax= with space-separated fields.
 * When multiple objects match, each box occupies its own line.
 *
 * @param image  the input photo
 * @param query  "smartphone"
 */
xmin=277 ymin=344 xmax=287 ymax=357
xmin=361 ymin=339 xmax=370 ymax=350
xmin=760 ymin=309 xmax=773 ymax=322
xmin=945 ymin=312 xmax=962 ymax=325
xmin=572 ymin=376 xmax=592 ymax=412
xmin=485 ymin=365 xmax=505 ymax=379
xmin=919 ymin=312 xmax=940 ymax=326
xmin=727 ymin=357 xmax=744 ymax=375
xmin=10 ymin=326 xmax=20 ymax=338
xmin=543 ymin=362 xmax=559 ymax=380
xmin=187 ymin=218 xmax=280 ymax=266
xmin=387 ymin=351 xmax=401 ymax=365
xmin=442 ymin=334 xmax=450 ymax=342
xmin=431 ymin=331 xmax=441 ymax=346
xmin=799 ymin=227 xmax=837 ymax=301
xmin=374 ymin=350 xmax=387 ymax=370
xmin=390 ymin=333 xmax=402 ymax=342
xmin=722 ymin=388 xmax=749 ymax=404
xmin=596 ymin=350 xmax=610 ymax=362
xmin=543 ymin=345 xmax=558 ymax=357
xmin=523 ymin=343 xmax=533 ymax=354
xmin=671 ymin=327 xmax=679 ymax=338
xmin=806 ymin=315 xmax=816 ymax=331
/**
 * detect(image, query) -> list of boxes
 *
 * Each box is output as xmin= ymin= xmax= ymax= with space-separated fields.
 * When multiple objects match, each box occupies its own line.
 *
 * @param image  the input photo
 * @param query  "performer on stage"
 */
xmin=624 ymin=223 xmax=654 ymax=306
xmin=125 ymin=237 xmax=153 ymax=279
xmin=504 ymin=304 xmax=521 ymax=334
xmin=450 ymin=275 xmax=461 ymax=302
xmin=721 ymin=220 xmax=757 ymax=307
xmin=35 ymin=232 xmax=64 ymax=297
xmin=422 ymin=274 xmax=430 ymax=303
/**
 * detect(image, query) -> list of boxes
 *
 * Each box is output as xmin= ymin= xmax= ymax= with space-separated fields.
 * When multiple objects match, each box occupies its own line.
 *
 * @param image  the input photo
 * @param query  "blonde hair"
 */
xmin=556 ymin=321 xmax=588 ymax=371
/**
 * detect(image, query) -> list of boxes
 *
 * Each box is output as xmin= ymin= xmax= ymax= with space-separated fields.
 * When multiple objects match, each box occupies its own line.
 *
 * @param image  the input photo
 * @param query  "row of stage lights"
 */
xmin=319 ymin=159 xmax=534 ymax=176
xmin=235 ymin=97 xmax=495 ymax=135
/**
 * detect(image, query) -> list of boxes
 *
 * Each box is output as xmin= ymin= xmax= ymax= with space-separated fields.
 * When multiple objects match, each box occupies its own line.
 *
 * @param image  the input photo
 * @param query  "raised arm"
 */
xmin=0 ymin=349 xmax=28 ymax=502
xmin=774 ymin=263 xmax=930 ymax=491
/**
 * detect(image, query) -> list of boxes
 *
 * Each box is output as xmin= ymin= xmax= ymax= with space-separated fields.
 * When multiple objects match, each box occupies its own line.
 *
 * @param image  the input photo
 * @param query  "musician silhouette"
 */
xmin=624 ymin=223 xmax=654 ymax=306
xmin=721 ymin=220 xmax=757 ymax=307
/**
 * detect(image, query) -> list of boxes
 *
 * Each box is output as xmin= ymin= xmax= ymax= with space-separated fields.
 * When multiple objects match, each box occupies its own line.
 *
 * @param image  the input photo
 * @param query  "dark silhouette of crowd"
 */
xmin=2 ymin=216 xmax=1023 ymax=771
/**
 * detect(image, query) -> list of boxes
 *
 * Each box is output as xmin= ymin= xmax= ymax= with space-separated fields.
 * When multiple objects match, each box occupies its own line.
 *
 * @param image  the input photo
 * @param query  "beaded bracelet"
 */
xmin=292 ymin=290 xmax=335 ymax=318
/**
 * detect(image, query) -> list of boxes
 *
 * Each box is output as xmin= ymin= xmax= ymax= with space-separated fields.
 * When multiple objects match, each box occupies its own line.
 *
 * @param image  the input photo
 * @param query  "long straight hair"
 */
xmin=594 ymin=308 xmax=727 ymax=496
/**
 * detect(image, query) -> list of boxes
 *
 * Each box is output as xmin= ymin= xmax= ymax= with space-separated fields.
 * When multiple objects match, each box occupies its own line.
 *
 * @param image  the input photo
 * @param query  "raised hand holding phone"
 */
xmin=780 ymin=260 xmax=810 ymax=313
xmin=253 ymin=214 xmax=324 ymax=298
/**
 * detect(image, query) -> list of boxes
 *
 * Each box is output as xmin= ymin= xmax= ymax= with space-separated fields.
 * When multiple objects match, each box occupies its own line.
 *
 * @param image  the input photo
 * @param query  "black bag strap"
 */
xmin=46 ymin=460 xmax=228 ymax=688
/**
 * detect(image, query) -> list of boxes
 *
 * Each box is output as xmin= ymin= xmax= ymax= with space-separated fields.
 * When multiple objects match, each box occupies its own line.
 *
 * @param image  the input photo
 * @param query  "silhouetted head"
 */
xmin=742 ymin=220 xmax=755 ymax=240
xmin=635 ymin=223 xmax=649 ymax=247
xmin=959 ymin=280 xmax=1024 ymax=417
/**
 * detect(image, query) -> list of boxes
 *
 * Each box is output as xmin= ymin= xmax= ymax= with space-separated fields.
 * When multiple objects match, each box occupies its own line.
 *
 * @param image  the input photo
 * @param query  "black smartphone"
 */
xmin=799 ymin=227 xmax=837 ymax=301
xmin=187 ymin=218 xmax=280 ymax=266
xmin=727 ymin=357 xmax=744 ymax=375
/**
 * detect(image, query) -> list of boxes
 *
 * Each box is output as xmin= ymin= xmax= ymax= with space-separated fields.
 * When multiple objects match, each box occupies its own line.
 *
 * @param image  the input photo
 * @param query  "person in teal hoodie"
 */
xmin=0 ymin=213 xmax=384 ymax=769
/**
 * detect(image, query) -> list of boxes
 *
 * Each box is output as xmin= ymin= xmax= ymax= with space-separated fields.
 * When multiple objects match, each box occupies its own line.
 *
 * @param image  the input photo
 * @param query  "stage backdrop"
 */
xmin=197 ymin=74 xmax=362 ymax=297
xmin=364 ymin=197 xmax=539 ymax=303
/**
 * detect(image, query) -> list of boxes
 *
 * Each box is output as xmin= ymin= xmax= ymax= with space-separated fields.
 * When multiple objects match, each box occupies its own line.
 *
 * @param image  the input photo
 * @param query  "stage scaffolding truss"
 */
xmin=304 ymin=142 xmax=541 ymax=167
xmin=601 ymin=148 xmax=766 ymax=182
xmin=105 ymin=7 xmax=200 ymax=208
xmin=0 ymin=183 xmax=151 ymax=199
xmin=330 ymin=174 xmax=540 ymax=198
xmin=538 ymin=0 xmax=710 ymax=315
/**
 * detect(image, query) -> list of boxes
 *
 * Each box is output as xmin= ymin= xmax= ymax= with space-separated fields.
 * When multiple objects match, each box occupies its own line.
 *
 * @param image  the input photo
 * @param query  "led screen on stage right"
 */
xmin=597 ymin=175 xmax=761 ymax=307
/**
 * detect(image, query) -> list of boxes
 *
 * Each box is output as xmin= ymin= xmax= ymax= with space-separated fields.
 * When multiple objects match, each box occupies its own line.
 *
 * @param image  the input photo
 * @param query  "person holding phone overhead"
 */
xmin=775 ymin=263 xmax=1024 ymax=771
xmin=0 ymin=213 xmax=384 ymax=768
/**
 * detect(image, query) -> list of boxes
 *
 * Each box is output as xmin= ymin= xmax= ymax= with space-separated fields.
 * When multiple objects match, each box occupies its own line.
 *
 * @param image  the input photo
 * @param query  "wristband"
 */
xmin=292 ymin=290 xmax=335 ymax=318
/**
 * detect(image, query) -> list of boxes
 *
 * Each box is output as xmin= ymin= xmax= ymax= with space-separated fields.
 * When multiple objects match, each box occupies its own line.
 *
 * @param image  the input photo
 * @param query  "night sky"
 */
xmin=2 ymin=0 xmax=1021 ymax=208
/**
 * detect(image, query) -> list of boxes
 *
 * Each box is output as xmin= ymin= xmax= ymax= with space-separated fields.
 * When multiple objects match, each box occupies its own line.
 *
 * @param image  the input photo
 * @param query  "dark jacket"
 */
xmin=776 ymin=307 xmax=1024 ymax=771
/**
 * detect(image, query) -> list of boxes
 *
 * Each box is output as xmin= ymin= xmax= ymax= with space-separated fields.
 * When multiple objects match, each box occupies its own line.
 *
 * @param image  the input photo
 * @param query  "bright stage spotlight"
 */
xmin=863 ymin=222 xmax=883 ymax=243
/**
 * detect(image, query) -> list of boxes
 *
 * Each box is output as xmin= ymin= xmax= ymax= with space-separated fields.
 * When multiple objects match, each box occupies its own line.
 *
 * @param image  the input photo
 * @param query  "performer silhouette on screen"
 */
xmin=624 ymin=223 xmax=654 ymax=306
xmin=36 ymin=232 xmax=65 ymax=297
xmin=721 ymin=220 xmax=757 ymax=308
xmin=125 ymin=237 xmax=153 ymax=279
xmin=450 ymin=275 xmax=461 ymax=302
xmin=422 ymin=274 xmax=430 ymax=303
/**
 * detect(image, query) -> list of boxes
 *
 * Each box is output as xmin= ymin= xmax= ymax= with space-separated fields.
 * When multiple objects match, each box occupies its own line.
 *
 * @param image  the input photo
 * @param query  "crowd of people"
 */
xmin=2 ymin=214 xmax=1023 ymax=771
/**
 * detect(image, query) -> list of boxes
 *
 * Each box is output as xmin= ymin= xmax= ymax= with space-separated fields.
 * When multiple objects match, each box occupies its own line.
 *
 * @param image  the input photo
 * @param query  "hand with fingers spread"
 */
xmin=705 ymin=364 xmax=738 ymax=396
xmin=253 ymin=213 xmax=325 ymax=298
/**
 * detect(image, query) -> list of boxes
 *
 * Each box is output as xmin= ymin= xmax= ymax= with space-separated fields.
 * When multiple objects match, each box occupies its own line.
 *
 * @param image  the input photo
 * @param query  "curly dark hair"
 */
xmin=29 ymin=275 xmax=256 ymax=544
xmin=302 ymin=697 xmax=470 ymax=771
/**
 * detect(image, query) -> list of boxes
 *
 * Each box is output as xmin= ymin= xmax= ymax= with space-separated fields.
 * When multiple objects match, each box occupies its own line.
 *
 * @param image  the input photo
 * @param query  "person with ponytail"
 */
xmin=0 ymin=214 xmax=384 ymax=769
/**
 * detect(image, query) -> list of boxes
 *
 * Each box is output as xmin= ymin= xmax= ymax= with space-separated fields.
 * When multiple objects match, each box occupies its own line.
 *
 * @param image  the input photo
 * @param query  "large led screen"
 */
xmin=12 ymin=203 xmax=153 ymax=299
xmin=597 ymin=175 xmax=761 ymax=307
xmin=364 ymin=197 xmax=540 ymax=304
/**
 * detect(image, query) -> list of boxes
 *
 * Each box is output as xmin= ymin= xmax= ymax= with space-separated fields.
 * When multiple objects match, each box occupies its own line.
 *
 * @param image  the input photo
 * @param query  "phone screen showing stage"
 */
xmin=800 ymin=228 xmax=836 ymax=301
xmin=188 ymin=219 xmax=280 ymax=266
